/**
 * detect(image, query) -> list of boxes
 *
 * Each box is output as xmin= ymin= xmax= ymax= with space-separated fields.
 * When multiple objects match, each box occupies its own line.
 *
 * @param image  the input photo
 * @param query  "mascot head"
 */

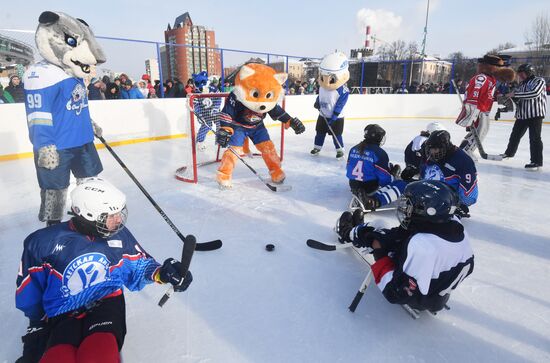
xmin=234 ymin=63 xmax=287 ymax=114
xmin=318 ymin=52 xmax=349 ymax=91
xmin=192 ymin=71 xmax=209 ymax=93
xmin=35 ymin=11 xmax=106 ymax=79
xmin=477 ymin=54 xmax=515 ymax=83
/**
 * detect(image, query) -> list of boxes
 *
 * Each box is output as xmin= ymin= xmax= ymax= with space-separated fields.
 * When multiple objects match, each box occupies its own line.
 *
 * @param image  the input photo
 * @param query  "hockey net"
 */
xmin=175 ymin=93 xmax=287 ymax=183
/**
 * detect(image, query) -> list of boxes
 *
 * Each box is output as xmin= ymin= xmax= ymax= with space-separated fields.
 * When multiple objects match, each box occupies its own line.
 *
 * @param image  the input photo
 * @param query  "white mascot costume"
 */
xmin=23 ymin=11 xmax=106 ymax=225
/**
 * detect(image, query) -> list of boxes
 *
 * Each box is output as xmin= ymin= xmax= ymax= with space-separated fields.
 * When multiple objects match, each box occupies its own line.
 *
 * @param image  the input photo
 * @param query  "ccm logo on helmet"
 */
xmin=84 ymin=186 xmax=105 ymax=193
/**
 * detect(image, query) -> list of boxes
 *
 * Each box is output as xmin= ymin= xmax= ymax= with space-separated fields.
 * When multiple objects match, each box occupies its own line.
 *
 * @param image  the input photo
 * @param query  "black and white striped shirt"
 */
xmin=514 ymin=76 xmax=547 ymax=119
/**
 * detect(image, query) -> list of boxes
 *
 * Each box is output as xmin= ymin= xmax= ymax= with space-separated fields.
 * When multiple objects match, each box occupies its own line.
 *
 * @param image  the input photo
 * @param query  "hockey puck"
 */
xmin=265 ymin=244 xmax=275 ymax=252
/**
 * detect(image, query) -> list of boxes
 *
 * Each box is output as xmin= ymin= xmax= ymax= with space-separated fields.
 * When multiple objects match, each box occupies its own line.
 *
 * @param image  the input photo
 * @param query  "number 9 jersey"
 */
xmin=23 ymin=60 xmax=94 ymax=150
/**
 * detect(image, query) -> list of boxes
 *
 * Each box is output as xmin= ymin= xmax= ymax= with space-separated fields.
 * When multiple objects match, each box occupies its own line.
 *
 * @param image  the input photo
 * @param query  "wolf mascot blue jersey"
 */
xmin=420 ymin=148 xmax=478 ymax=206
xmin=23 ymin=61 xmax=94 ymax=150
xmin=16 ymin=221 xmax=160 ymax=321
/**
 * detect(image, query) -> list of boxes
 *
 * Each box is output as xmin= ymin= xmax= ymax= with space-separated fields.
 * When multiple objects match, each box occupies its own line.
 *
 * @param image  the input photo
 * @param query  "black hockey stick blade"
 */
xmin=159 ymin=235 xmax=197 ymax=307
xmin=348 ymin=291 xmax=364 ymax=312
xmin=306 ymin=239 xmax=353 ymax=251
xmin=265 ymin=182 xmax=292 ymax=192
xmin=195 ymin=239 xmax=223 ymax=251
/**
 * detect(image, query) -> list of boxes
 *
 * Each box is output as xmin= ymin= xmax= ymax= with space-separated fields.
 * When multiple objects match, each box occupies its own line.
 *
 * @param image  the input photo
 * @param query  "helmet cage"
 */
xmin=95 ymin=206 xmax=128 ymax=237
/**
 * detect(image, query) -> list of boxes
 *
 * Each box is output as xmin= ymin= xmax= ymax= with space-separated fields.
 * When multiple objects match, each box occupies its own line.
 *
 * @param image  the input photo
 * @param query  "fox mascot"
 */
xmin=215 ymin=63 xmax=305 ymax=188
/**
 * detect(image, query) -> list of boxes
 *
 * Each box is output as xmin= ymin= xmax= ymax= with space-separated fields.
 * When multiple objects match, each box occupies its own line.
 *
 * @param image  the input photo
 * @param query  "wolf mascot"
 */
xmin=23 ymin=11 xmax=106 ymax=226
xmin=215 ymin=63 xmax=305 ymax=188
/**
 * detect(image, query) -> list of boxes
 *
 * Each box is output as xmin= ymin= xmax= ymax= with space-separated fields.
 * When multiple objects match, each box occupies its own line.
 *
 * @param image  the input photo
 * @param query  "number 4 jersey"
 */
xmin=23 ymin=61 xmax=94 ymax=150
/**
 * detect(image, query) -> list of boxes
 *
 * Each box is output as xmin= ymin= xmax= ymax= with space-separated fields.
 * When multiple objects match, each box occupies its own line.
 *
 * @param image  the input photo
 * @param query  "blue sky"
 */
xmin=1 ymin=0 xmax=548 ymax=79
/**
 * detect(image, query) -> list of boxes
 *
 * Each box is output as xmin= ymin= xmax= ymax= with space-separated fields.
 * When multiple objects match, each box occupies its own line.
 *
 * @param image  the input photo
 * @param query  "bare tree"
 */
xmin=487 ymin=42 xmax=516 ymax=55
xmin=525 ymin=13 xmax=550 ymax=75
xmin=448 ymin=51 xmax=477 ymax=85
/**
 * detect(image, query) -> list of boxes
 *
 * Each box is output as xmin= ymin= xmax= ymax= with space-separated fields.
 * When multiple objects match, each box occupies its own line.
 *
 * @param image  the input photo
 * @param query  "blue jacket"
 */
xmin=346 ymin=143 xmax=392 ymax=186
xmin=16 ymin=221 xmax=160 ymax=321
xmin=120 ymin=87 xmax=145 ymax=99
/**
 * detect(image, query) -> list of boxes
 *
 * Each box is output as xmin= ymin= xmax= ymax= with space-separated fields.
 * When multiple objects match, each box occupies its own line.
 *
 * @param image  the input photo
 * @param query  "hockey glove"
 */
xmin=159 ymin=258 xmax=193 ymax=292
xmin=455 ymin=203 xmax=471 ymax=219
xmin=400 ymin=165 xmax=419 ymax=182
xmin=329 ymin=115 xmax=338 ymax=125
xmin=389 ymin=163 xmax=402 ymax=179
xmin=92 ymin=120 xmax=103 ymax=138
xmin=37 ymin=145 xmax=59 ymax=170
xmin=289 ymin=117 xmax=305 ymax=134
xmin=215 ymin=126 xmax=234 ymax=148
xmin=16 ymin=320 xmax=50 ymax=363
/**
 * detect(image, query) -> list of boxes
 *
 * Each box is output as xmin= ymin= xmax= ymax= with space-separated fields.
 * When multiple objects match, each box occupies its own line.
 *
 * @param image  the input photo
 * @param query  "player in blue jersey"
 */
xmin=421 ymin=130 xmax=478 ymax=215
xmin=346 ymin=124 xmax=406 ymax=211
xmin=193 ymin=72 xmax=223 ymax=151
xmin=23 ymin=11 xmax=107 ymax=226
xmin=311 ymin=52 xmax=350 ymax=159
xmin=15 ymin=178 xmax=193 ymax=363
xmin=401 ymin=122 xmax=446 ymax=181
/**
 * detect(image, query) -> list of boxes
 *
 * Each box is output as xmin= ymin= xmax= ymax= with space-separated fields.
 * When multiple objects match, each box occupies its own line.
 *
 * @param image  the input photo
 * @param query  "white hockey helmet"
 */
xmin=426 ymin=122 xmax=446 ymax=134
xmin=319 ymin=52 xmax=349 ymax=76
xmin=71 ymin=178 xmax=128 ymax=237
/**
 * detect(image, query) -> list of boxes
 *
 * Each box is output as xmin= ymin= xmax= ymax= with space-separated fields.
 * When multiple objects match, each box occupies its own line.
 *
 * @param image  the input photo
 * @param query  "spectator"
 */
xmin=105 ymin=82 xmax=120 ymax=100
xmin=5 ymin=75 xmax=25 ymax=102
xmin=120 ymin=79 xmax=144 ymax=99
xmin=173 ymin=78 xmax=186 ymax=97
xmin=148 ymin=88 xmax=158 ymax=98
xmin=0 ymin=84 xmax=15 ymax=103
xmin=138 ymin=81 xmax=149 ymax=98
xmin=164 ymin=80 xmax=177 ymax=98
xmin=297 ymin=86 xmax=306 ymax=95
xmin=184 ymin=78 xmax=194 ymax=95
xmin=87 ymin=77 xmax=104 ymax=100
xmin=118 ymin=73 xmax=129 ymax=85
xmin=114 ymin=77 xmax=121 ymax=88
xmin=141 ymin=74 xmax=155 ymax=95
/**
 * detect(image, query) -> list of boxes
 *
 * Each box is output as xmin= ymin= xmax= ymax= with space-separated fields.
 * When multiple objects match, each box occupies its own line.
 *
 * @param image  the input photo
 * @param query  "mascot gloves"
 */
xmin=37 ymin=145 xmax=60 ymax=170
xmin=289 ymin=118 xmax=305 ymax=134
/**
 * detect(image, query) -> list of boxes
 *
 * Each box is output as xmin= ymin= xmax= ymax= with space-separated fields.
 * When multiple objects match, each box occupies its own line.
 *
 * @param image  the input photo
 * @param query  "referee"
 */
xmin=502 ymin=64 xmax=547 ymax=170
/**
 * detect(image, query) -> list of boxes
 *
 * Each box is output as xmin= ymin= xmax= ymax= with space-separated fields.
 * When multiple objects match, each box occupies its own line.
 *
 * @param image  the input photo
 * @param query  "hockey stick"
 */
xmin=306 ymin=239 xmax=354 ymax=251
xmin=158 ymin=234 xmax=196 ymax=307
xmin=320 ymin=115 xmax=345 ymax=154
xmin=307 ymin=237 xmax=376 ymax=311
xmin=97 ymin=135 xmax=222 ymax=251
xmin=190 ymin=110 xmax=292 ymax=192
xmin=349 ymin=270 xmax=373 ymax=312
xmin=451 ymin=80 xmax=503 ymax=161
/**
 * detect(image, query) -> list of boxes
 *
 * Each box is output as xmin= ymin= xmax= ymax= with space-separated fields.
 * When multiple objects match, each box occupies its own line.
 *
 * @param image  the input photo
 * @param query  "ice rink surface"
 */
xmin=1 ymin=117 xmax=549 ymax=363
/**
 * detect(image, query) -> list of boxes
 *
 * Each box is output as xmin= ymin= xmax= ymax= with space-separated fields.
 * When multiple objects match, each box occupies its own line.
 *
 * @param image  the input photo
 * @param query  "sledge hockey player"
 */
xmin=346 ymin=124 xmax=405 ymax=211
xmin=193 ymin=71 xmax=222 ymax=151
xmin=311 ymin=52 xmax=350 ymax=159
xmin=455 ymin=54 xmax=515 ymax=158
xmin=335 ymin=180 xmax=474 ymax=314
xmin=421 ymin=130 xmax=478 ymax=216
xmin=401 ymin=122 xmax=446 ymax=181
xmin=15 ymin=178 xmax=193 ymax=363
xmin=23 ymin=11 xmax=106 ymax=226
xmin=215 ymin=63 xmax=305 ymax=188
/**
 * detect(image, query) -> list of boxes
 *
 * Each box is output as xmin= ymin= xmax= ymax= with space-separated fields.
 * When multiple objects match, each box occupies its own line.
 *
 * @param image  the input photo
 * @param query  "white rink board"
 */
xmin=2 ymin=94 xmax=546 ymax=157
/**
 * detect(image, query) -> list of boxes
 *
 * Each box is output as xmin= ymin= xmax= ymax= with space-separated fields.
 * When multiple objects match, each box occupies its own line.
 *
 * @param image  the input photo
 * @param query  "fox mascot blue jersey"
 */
xmin=23 ymin=11 xmax=106 ymax=225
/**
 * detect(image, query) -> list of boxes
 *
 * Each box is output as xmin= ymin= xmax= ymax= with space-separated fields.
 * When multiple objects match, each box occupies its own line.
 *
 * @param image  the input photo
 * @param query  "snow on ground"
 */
xmin=1 ymin=118 xmax=549 ymax=363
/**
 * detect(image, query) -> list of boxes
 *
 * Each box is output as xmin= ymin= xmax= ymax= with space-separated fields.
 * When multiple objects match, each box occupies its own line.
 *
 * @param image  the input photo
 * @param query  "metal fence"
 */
xmin=1 ymin=29 xmax=549 ymax=100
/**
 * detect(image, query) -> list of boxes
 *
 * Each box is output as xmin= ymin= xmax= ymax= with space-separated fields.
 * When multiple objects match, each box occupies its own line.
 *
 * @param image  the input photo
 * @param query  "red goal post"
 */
xmin=174 ymin=93 xmax=287 ymax=183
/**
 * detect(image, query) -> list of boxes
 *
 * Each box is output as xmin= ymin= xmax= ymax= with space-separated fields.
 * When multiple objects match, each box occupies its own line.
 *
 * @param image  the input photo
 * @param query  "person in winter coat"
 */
xmin=6 ymin=74 xmax=25 ymax=103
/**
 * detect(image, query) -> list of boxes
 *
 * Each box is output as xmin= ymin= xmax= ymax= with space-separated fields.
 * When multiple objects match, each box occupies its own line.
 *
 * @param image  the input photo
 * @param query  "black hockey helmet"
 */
xmin=364 ymin=124 xmax=386 ymax=146
xmin=397 ymin=180 xmax=458 ymax=229
xmin=424 ymin=130 xmax=453 ymax=162
xmin=517 ymin=63 xmax=535 ymax=77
